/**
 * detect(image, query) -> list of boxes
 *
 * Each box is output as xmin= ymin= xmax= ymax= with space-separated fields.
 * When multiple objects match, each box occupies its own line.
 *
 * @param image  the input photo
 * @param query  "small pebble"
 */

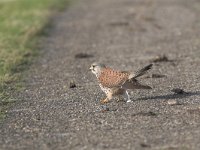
xmin=69 ymin=81 xmax=76 ymax=88
xmin=140 ymin=143 xmax=151 ymax=148
xmin=151 ymin=55 xmax=170 ymax=63
xmin=167 ymin=99 xmax=178 ymax=105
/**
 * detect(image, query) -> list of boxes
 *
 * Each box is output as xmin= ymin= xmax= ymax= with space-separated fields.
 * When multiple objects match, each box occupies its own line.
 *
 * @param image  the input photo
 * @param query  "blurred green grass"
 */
xmin=0 ymin=0 xmax=70 ymax=120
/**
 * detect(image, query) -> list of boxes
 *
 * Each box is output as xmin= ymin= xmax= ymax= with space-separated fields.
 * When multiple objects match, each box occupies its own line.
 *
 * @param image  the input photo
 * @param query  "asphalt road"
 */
xmin=1 ymin=0 xmax=200 ymax=149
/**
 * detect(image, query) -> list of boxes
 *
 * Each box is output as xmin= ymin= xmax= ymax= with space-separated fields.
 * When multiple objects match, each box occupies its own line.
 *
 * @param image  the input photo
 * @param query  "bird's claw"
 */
xmin=100 ymin=98 xmax=109 ymax=104
xmin=126 ymin=100 xmax=132 ymax=103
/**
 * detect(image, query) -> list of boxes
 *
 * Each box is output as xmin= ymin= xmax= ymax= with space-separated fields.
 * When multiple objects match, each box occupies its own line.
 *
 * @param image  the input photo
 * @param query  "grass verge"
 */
xmin=0 ymin=0 xmax=71 ymax=121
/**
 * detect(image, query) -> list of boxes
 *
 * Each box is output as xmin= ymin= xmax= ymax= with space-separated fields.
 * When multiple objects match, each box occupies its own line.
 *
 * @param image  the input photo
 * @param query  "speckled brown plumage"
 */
xmin=98 ymin=67 xmax=129 ymax=88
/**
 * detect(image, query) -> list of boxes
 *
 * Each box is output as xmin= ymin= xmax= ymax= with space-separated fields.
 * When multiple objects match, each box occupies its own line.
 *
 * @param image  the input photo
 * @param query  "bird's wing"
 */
xmin=122 ymin=78 xmax=152 ymax=89
xmin=98 ymin=68 xmax=129 ymax=88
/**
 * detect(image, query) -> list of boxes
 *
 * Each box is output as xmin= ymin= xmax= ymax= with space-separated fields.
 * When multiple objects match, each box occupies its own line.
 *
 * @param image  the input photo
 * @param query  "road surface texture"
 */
xmin=1 ymin=0 xmax=200 ymax=149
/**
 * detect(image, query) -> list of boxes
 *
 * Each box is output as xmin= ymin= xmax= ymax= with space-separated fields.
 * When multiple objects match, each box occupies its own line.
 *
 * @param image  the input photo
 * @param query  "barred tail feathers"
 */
xmin=129 ymin=64 xmax=153 ymax=79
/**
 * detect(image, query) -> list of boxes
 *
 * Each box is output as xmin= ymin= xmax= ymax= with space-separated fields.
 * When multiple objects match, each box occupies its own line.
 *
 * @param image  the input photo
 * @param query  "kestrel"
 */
xmin=89 ymin=63 xmax=153 ymax=104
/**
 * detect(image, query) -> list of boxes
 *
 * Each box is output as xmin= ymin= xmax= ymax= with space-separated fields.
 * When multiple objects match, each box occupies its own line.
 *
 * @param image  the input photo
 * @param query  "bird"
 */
xmin=89 ymin=62 xmax=153 ymax=104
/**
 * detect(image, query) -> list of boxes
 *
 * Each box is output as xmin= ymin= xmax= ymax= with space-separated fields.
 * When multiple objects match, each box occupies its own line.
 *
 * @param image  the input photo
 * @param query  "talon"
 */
xmin=100 ymin=98 xmax=109 ymax=104
xmin=126 ymin=100 xmax=132 ymax=103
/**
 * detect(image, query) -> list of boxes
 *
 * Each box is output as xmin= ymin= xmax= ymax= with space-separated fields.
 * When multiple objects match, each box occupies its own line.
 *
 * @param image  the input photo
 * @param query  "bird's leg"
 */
xmin=100 ymin=92 xmax=112 ymax=104
xmin=100 ymin=98 xmax=109 ymax=104
xmin=125 ymin=90 xmax=132 ymax=103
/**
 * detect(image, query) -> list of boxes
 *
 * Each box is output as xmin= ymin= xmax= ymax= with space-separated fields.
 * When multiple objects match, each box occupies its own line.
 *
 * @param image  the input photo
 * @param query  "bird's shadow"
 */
xmin=135 ymin=91 xmax=200 ymax=101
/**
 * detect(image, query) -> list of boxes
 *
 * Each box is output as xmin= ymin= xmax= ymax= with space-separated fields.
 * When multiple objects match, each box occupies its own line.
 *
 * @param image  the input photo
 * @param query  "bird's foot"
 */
xmin=126 ymin=99 xmax=132 ymax=103
xmin=100 ymin=98 xmax=109 ymax=104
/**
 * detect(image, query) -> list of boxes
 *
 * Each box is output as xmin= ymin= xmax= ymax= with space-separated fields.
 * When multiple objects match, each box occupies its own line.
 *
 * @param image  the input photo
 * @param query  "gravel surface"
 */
xmin=1 ymin=0 xmax=200 ymax=149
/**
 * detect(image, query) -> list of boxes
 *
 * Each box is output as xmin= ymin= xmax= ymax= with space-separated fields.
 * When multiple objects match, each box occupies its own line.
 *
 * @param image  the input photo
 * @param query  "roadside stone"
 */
xmin=167 ymin=99 xmax=179 ymax=105
xmin=69 ymin=81 xmax=76 ymax=88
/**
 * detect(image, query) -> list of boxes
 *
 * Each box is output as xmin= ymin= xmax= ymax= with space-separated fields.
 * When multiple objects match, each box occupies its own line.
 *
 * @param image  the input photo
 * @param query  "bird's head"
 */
xmin=89 ymin=62 xmax=106 ymax=76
